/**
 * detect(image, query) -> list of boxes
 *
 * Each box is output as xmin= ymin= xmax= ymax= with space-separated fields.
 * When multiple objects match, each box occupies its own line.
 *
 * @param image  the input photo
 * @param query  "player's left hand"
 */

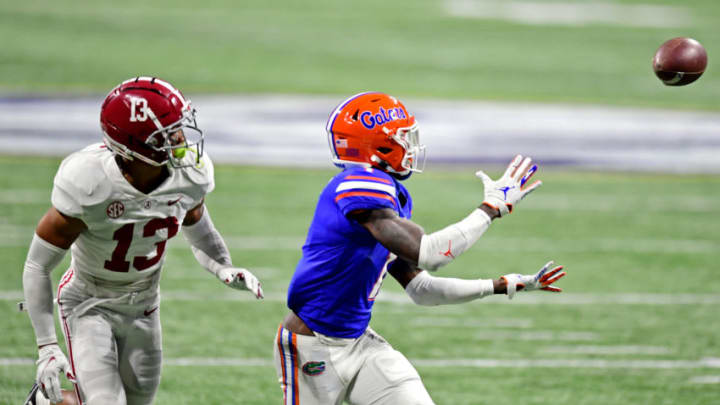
xmin=476 ymin=155 xmax=542 ymax=216
xmin=217 ymin=267 xmax=264 ymax=299
xmin=36 ymin=343 xmax=75 ymax=403
xmin=501 ymin=261 xmax=566 ymax=299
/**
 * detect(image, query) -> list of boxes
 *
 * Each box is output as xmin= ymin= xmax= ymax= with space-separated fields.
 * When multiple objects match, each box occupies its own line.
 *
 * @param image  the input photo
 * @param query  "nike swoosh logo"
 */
xmin=167 ymin=197 xmax=182 ymax=206
xmin=144 ymin=307 xmax=159 ymax=316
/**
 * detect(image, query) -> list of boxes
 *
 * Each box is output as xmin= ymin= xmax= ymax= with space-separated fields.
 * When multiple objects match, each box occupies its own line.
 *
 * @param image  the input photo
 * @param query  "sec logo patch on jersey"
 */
xmin=106 ymin=201 xmax=125 ymax=218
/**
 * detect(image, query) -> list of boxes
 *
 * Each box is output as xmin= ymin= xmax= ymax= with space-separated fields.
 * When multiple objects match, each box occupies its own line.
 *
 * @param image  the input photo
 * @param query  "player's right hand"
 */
xmin=501 ymin=261 xmax=566 ymax=299
xmin=217 ymin=267 xmax=264 ymax=299
xmin=36 ymin=343 xmax=74 ymax=403
xmin=475 ymin=155 xmax=542 ymax=216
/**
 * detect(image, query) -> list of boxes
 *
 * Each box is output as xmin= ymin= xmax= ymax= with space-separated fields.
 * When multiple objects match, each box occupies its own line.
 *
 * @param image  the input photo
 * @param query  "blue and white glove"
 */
xmin=36 ymin=343 xmax=74 ymax=403
xmin=502 ymin=261 xmax=566 ymax=299
xmin=476 ymin=155 xmax=542 ymax=216
xmin=217 ymin=267 xmax=264 ymax=299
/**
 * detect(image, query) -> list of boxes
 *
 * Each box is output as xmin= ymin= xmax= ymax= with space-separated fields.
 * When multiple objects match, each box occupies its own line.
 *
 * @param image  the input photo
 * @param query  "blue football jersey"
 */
xmin=287 ymin=166 xmax=413 ymax=338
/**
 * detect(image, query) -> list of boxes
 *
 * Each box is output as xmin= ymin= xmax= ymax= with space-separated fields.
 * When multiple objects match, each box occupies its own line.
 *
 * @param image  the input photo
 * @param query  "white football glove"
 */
xmin=476 ymin=155 xmax=542 ymax=216
xmin=501 ymin=261 xmax=566 ymax=299
xmin=217 ymin=267 xmax=264 ymax=299
xmin=36 ymin=344 xmax=74 ymax=403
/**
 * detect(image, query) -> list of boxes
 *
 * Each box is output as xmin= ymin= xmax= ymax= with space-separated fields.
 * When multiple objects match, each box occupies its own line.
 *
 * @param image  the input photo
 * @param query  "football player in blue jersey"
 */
xmin=274 ymin=92 xmax=566 ymax=405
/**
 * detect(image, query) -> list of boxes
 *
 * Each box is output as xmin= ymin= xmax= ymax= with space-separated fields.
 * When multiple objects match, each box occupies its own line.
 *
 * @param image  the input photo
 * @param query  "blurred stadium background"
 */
xmin=1 ymin=1 xmax=719 ymax=404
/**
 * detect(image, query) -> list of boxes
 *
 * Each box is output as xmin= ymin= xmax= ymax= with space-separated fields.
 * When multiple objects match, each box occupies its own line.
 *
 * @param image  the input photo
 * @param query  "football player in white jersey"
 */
xmin=22 ymin=77 xmax=263 ymax=405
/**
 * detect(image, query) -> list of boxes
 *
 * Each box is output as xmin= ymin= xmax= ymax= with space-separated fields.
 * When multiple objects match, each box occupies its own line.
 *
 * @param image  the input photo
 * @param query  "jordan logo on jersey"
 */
xmin=440 ymin=240 xmax=455 ymax=259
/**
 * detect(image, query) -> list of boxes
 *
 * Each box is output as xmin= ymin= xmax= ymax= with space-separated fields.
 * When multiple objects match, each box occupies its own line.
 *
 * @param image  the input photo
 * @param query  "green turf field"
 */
xmin=1 ymin=156 xmax=719 ymax=404
xmin=1 ymin=0 xmax=719 ymax=110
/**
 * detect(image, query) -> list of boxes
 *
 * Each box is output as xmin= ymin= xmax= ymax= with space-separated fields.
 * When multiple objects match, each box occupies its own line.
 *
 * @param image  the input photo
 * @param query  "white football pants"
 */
xmin=274 ymin=325 xmax=435 ymax=405
xmin=56 ymin=269 xmax=162 ymax=405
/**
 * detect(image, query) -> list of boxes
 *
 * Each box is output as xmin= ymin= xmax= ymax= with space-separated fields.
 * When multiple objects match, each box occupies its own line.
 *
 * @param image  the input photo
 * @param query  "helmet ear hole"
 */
xmin=377 ymin=147 xmax=392 ymax=154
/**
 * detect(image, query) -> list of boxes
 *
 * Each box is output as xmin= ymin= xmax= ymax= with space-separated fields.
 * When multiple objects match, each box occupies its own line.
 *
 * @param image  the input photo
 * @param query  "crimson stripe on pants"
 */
xmin=56 ymin=269 xmax=83 ymax=405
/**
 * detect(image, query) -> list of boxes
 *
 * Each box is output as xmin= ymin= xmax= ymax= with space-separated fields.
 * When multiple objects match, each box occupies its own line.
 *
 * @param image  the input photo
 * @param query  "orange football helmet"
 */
xmin=326 ymin=92 xmax=425 ymax=179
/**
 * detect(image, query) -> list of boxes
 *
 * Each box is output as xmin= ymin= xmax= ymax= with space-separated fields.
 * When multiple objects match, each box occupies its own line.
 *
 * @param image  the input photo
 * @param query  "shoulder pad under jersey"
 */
xmin=52 ymin=145 xmax=114 ymax=216
xmin=179 ymin=149 xmax=215 ymax=198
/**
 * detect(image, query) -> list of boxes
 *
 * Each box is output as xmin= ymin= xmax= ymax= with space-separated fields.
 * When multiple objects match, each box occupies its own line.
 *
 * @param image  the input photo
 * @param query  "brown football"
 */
xmin=653 ymin=37 xmax=707 ymax=86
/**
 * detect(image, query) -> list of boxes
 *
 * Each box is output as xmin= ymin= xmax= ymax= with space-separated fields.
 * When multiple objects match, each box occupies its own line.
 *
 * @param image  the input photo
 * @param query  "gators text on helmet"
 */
xmin=326 ymin=92 xmax=425 ymax=179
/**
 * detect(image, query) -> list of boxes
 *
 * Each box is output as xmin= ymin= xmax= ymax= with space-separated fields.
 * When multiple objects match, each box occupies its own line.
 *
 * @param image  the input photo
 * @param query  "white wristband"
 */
xmin=405 ymin=271 xmax=495 ymax=306
xmin=418 ymin=208 xmax=491 ymax=271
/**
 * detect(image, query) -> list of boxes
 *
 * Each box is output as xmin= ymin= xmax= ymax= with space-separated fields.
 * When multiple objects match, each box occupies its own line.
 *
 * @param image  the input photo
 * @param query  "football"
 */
xmin=652 ymin=37 xmax=707 ymax=86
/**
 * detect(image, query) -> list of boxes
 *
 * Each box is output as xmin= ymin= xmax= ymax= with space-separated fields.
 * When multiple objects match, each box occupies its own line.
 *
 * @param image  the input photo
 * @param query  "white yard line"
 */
xmin=443 ymin=0 xmax=692 ymax=28
xmin=471 ymin=237 xmax=719 ymax=254
xmin=2 ymin=191 xmax=719 ymax=214
xmin=411 ymin=317 xmax=534 ymax=328
xmin=689 ymin=375 xmax=720 ymax=384
xmin=0 ymin=190 xmax=49 ymax=204
xmin=3 ymin=290 xmax=720 ymax=305
xmin=524 ymin=195 xmax=720 ymax=214
xmin=539 ymin=345 xmax=672 ymax=355
xmin=475 ymin=331 xmax=598 ymax=341
xmin=0 ymin=358 xmax=35 ymax=366
xmin=0 ymin=225 xmax=716 ymax=254
xmin=2 ymin=357 xmax=720 ymax=369
xmin=412 ymin=357 xmax=720 ymax=369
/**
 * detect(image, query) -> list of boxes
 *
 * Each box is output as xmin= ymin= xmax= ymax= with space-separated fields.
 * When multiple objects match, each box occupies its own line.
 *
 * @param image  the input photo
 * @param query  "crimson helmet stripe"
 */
xmin=120 ymin=76 xmax=189 ymax=109
xmin=143 ymin=105 xmax=165 ymax=131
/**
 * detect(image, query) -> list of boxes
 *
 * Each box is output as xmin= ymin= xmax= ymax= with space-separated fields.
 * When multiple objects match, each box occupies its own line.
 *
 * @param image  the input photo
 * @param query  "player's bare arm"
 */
xmin=355 ymin=207 xmax=503 ymax=299
xmin=351 ymin=205 xmax=500 ymax=267
xmin=35 ymin=207 xmax=87 ymax=249
xmin=350 ymin=207 xmax=565 ymax=306
xmin=351 ymin=155 xmax=564 ymax=303
xmin=183 ymin=199 xmax=205 ymax=226
xmin=355 ymin=155 xmax=541 ymax=276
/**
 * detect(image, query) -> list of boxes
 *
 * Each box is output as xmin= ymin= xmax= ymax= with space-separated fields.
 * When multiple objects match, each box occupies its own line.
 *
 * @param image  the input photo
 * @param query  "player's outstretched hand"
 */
xmin=476 ymin=155 xmax=542 ymax=216
xmin=217 ymin=267 xmax=264 ymax=299
xmin=36 ymin=343 xmax=74 ymax=403
xmin=501 ymin=261 xmax=566 ymax=300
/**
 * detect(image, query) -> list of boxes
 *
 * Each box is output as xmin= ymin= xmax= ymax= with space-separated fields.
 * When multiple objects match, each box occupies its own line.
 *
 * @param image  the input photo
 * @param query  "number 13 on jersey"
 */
xmin=104 ymin=217 xmax=179 ymax=272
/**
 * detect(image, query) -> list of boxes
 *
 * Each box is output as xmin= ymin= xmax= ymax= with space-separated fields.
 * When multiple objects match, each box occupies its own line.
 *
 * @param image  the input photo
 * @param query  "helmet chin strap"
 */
xmin=370 ymin=154 xmax=389 ymax=170
xmin=104 ymin=135 xmax=167 ymax=167
xmin=370 ymin=154 xmax=410 ymax=177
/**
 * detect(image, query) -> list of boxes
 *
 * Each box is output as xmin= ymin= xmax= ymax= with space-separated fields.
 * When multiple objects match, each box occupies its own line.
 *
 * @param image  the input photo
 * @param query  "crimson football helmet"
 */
xmin=100 ymin=76 xmax=203 ymax=167
xmin=326 ymin=92 xmax=425 ymax=179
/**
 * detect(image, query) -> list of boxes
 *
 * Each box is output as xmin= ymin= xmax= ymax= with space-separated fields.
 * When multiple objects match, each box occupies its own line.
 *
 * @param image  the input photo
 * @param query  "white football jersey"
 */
xmin=51 ymin=143 xmax=214 ymax=287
